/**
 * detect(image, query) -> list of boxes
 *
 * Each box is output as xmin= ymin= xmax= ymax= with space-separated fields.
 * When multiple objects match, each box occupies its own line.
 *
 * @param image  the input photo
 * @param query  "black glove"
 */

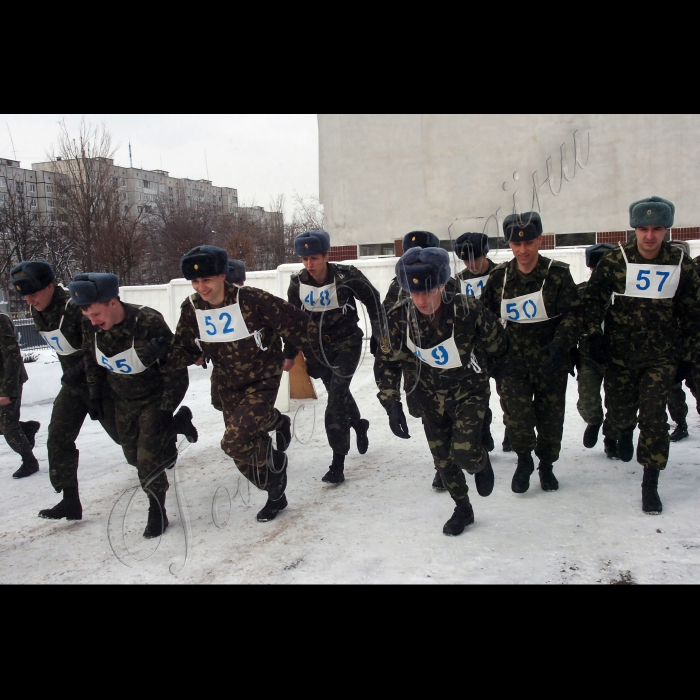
xmin=588 ymin=334 xmax=610 ymax=366
xmin=675 ymin=361 xmax=695 ymax=385
xmin=61 ymin=360 xmax=85 ymax=389
xmin=87 ymin=396 xmax=105 ymax=421
xmin=387 ymin=404 xmax=410 ymax=439
xmin=541 ymin=342 xmax=568 ymax=374
xmin=369 ymin=336 xmax=378 ymax=356
xmin=490 ymin=353 xmax=511 ymax=382
xmin=143 ymin=336 xmax=172 ymax=366
xmin=570 ymin=346 xmax=581 ymax=372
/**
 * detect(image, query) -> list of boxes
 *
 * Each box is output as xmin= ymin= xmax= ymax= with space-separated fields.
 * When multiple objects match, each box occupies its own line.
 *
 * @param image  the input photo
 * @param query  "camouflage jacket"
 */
xmin=374 ymin=294 xmax=508 ymax=412
xmin=455 ymin=258 xmax=498 ymax=296
xmin=0 ymin=313 xmax=27 ymax=398
xmin=83 ymin=303 xmax=189 ymax=411
xmin=31 ymin=285 xmax=84 ymax=373
xmin=583 ymin=241 xmax=700 ymax=364
xmin=167 ymin=283 xmax=317 ymax=392
xmin=284 ymin=263 xmax=381 ymax=359
xmin=481 ymin=255 xmax=582 ymax=366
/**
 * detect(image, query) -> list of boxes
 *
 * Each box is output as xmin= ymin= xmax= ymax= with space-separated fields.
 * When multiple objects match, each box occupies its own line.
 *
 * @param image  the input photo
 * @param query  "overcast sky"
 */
xmin=0 ymin=114 xmax=319 ymax=218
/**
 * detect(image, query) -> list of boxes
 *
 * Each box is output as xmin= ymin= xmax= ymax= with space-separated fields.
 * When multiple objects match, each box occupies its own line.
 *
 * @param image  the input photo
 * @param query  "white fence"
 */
xmin=119 ymin=242 xmax=700 ymax=331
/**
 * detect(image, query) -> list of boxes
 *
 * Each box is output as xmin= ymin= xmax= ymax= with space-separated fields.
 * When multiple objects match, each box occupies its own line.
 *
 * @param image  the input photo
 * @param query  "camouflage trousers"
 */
xmin=47 ymin=384 xmax=120 ymax=492
xmin=219 ymin=372 xmax=287 ymax=488
xmin=576 ymin=355 xmax=613 ymax=437
xmin=667 ymin=371 xmax=699 ymax=425
xmin=306 ymin=342 xmax=362 ymax=455
xmin=115 ymin=396 xmax=176 ymax=497
xmin=605 ymin=360 xmax=675 ymax=470
xmin=500 ymin=366 xmax=568 ymax=462
xmin=0 ymin=385 xmax=34 ymax=459
xmin=421 ymin=388 xmax=489 ymax=502
xmin=211 ymin=366 xmax=223 ymax=412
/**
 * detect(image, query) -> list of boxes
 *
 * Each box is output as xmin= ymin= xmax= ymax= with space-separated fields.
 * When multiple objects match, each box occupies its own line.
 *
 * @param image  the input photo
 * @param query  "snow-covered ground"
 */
xmin=2 ymin=346 xmax=700 ymax=584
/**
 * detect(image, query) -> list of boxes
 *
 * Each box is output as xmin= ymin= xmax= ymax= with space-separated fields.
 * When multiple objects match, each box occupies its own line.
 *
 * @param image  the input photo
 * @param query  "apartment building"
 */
xmin=0 ymin=157 xmax=61 ymax=222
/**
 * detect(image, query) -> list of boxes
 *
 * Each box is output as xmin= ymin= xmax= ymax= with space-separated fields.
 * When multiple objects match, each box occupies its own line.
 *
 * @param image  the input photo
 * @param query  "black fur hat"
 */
xmin=226 ymin=259 xmax=246 ymax=285
xmin=402 ymin=231 xmax=440 ymax=252
xmin=503 ymin=212 xmax=543 ymax=242
xmin=294 ymin=230 xmax=331 ymax=256
xmin=180 ymin=245 xmax=229 ymax=280
xmin=10 ymin=260 xmax=55 ymax=295
xmin=454 ymin=232 xmax=489 ymax=260
xmin=396 ymin=247 xmax=451 ymax=293
xmin=585 ymin=243 xmax=615 ymax=269
xmin=69 ymin=273 xmax=120 ymax=306
xmin=630 ymin=196 xmax=675 ymax=228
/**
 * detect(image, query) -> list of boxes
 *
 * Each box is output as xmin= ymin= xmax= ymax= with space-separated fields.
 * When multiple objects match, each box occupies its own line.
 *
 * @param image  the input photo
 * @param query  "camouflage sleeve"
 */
xmin=165 ymin=300 xmax=206 ymax=372
xmin=253 ymin=289 xmax=319 ymax=352
xmin=552 ymin=268 xmax=583 ymax=351
xmin=149 ymin=313 xmax=189 ymax=412
xmin=382 ymin=278 xmax=401 ymax=312
xmin=676 ymin=257 xmax=700 ymax=362
xmin=374 ymin=307 xmax=411 ymax=411
xmin=0 ymin=315 xmax=24 ymax=397
xmin=283 ymin=277 xmax=303 ymax=360
xmin=583 ymin=257 xmax=615 ymax=337
xmin=480 ymin=269 xmax=503 ymax=317
xmin=81 ymin=318 xmax=106 ymax=400
xmin=474 ymin=301 xmax=509 ymax=358
xmin=347 ymin=268 xmax=382 ymax=334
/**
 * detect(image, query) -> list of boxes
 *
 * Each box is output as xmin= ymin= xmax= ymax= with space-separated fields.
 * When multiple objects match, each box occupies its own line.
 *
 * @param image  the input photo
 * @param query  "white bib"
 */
xmin=95 ymin=337 xmax=147 ymax=375
xmin=195 ymin=302 xmax=252 ymax=343
xmin=405 ymin=315 xmax=464 ymax=370
xmin=460 ymin=274 xmax=490 ymax=299
xmin=299 ymin=281 xmax=339 ymax=311
xmin=39 ymin=300 xmax=80 ymax=355
xmin=500 ymin=260 xmax=554 ymax=324
xmin=618 ymin=244 xmax=682 ymax=299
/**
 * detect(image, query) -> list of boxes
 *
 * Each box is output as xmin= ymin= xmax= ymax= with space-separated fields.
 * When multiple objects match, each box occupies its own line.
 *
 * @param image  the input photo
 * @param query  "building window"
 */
xmin=121 ymin=178 xmax=126 ymax=187
xmin=0 ymin=193 xmax=6 ymax=203
xmin=47 ymin=199 xmax=55 ymax=209
xmin=46 ymin=184 xmax=53 ymax=194
xmin=121 ymin=192 xmax=127 ymax=201
xmin=136 ymin=180 xmax=142 ymax=189
xmin=144 ymin=193 xmax=155 ymax=202
xmin=124 ymin=205 xmax=129 ymax=213
xmin=48 ymin=213 xmax=56 ymax=222
xmin=1 ymin=176 xmax=7 ymax=188
xmin=30 ymin=198 xmax=37 ymax=208
xmin=168 ymin=187 xmax=173 ymax=195
xmin=159 ymin=184 xmax=165 ymax=192
xmin=138 ymin=206 xmax=143 ymax=213
xmin=28 ymin=183 xmax=36 ymax=193
xmin=136 ymin=192 xmax=141 ymax=201
xmin=554 ymin=232 xmax=596 ymax=247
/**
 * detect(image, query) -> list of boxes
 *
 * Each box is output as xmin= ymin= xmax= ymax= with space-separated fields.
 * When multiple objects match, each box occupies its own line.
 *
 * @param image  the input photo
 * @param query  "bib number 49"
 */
xmin=636 ymin=269 xmax=671 ymax=292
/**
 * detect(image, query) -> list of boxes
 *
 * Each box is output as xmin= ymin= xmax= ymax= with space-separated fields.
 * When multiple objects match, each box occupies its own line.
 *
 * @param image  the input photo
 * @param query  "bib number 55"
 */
xmin=506 ymin=299 xmax=538 ymax=321
xmin=101 ymin=357 xmax=132 ymax=374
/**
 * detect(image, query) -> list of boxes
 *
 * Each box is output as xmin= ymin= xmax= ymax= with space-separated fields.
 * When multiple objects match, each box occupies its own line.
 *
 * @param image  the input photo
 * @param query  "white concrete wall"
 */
xmin=119 ymin=242 xmax=700 ymax=330
xmin=318 ymin=114 xmax=700 ymax=247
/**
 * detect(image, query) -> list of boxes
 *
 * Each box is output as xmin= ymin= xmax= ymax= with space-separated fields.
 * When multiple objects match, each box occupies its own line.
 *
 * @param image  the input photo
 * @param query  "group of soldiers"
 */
xmin=1 ymin=195 xmax=698 ymax=539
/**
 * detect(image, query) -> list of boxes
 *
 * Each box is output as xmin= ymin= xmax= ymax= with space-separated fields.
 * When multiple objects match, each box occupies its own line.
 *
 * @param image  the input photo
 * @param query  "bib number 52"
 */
xmin=506 ymin=299 xmax=538 ymax=321
xmin=636 ymin=269 xmax=670 ymax=292
xmin=204 ymin=312 xmax=234 ymax=336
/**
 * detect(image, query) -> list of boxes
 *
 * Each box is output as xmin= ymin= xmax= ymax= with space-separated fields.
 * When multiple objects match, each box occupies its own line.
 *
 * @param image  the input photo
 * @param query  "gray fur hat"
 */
xmin=403 ymin=230 xmax=440 ymax=252
xmin=396 ymin=247 xmax=451 ymax=293
xmin=181 ymin=245 xmax=228 ymax=280
xmin=455 ymin=232 xmax=489 ymax=260
xmin=69 ymin=273 xmax=120 ymax=306
xmin=585 ymin=243 xmax=615 ymax=268
xmin=294 ymin=230 xmax=331 ymax=256
xmin=630 ymin=196 xmax=675 ymax=228
xmin=226 ymin=259 xmax=246 ymax=285
xmin=503 ymin=212 xmax=543 ymax=242
xmin=10 ymin=260 xmax=55 ymax=295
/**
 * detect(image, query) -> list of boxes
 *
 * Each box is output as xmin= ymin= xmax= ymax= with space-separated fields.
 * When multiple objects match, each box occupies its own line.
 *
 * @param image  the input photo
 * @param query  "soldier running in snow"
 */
xmin=584 ymin=197 xmax=700 ymax=514
xmin=284 ymin=230 xmax=381 ymax=485
xmin=481 ymin=212 xmax=582 ymax=494
xmin=375 ymin=246 xmax=509 ymax=535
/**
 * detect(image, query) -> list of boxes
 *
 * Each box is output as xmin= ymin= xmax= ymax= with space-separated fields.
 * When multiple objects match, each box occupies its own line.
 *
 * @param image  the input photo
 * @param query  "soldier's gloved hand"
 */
xmin=143 ymin=336 xmax=172 ymax=366
xmin=588 ymin=335 xmax=610 ymax=366
xmin=61 ymin=360 xmax=85 ymax=389
xmin=490 ymin=353 xmax=511 ymax=382
xmin=369 ymin=336 xmax=378 ymax=356
xmin=541 ymin=342 xmax=568 ymax=374
xmin=675 ymin=361 xmax=695 ymax=385
xmin=87 ymin=397 xmax=105 ymax=422
xmin=387 ymin=404 xmax=410 ymax=439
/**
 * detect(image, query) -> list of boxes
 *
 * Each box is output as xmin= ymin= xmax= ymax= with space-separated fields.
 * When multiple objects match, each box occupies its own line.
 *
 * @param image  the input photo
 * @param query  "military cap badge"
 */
xmin=413 ymin=278 xmax=419 ymax=284
xmin=519 ymin=231 xmax=524 ymax=237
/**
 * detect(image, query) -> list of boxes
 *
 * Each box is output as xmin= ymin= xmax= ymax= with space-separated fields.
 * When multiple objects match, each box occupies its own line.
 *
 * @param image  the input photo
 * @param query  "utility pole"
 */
xmin=129 ymin=140 xmax=133 ymax=168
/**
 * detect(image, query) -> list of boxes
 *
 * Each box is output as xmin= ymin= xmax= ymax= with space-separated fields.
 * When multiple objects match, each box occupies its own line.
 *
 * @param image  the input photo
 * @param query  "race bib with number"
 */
xmin=95 ymin=338 xmax=147 ymax=375
xmin=195 ymin=302 xmax=252 ymax=343
xmin=405 ymin=327 xmax=463 ymax=370
xmin=500 ymin=289 xmax=549 ymax=324
xmin=40 ymin=329 xmax=79 ymax=356
xmin=623 ymin=263 xmax=681 ymax=299
xmin=460 ymin=274 xmax=490 ymax=299
xmin=299 ymin=281 xmax=339 ymax=311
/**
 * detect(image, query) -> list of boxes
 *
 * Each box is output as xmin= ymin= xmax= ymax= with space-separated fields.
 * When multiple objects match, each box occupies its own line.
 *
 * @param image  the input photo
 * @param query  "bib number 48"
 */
xmin=304 ymin=290 xmax=332 ymax=307
xmin=636 ymin=269 xmax=670 ymax=292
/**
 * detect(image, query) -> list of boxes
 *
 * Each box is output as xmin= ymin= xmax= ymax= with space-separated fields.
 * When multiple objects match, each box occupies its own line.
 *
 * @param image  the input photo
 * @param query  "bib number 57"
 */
xmin=636 ymin=269 xmax=670 ymax=292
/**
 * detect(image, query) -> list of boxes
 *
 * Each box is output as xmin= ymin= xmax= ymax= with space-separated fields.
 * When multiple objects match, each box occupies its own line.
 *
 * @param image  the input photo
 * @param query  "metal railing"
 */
xmin=10 ymin=313 xmax=49 ymax=351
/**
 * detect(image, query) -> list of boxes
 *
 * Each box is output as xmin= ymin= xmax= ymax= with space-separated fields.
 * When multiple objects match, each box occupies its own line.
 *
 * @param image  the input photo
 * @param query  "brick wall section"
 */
xmin=671 ymin=227 xmax=700 ymax=241
xmin=328 ymin=245 xmax=359 ymax=262
xmin=540 ymin=235 xmax=555 ymax=250
xmin=597 ymin=231 xmax=628 ymax=245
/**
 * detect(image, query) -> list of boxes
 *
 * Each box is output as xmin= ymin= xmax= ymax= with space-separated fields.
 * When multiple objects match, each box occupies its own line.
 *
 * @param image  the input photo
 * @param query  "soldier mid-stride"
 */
xmin=1 ymin=310 xmax=40 ymax=479
xmin=375 ymin=247 xmax=509 ymax=535
xmin=10 ymin=260 xmax=121 ymax=520
xmin=573 ymin=244 xmax=618 ymax=459
xmin=157 ymin=246 xmax=317 ymax=523
xmin=584 ymin=197 xmax=700 ymax=514
xmin=71 ymin=273 xmax=194 ymax=538
xmin=481 ymin=212 xmax=582 ymax=494
xmin=377 ymin=230 xmax=460 ymax=492
xmin=285 ymin=230 xmax=381 ymax=485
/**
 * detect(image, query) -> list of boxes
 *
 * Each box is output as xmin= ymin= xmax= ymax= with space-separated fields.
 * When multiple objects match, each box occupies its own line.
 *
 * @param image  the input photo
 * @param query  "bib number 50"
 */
xmin=506 ymin=299 xmax=538 ymax=321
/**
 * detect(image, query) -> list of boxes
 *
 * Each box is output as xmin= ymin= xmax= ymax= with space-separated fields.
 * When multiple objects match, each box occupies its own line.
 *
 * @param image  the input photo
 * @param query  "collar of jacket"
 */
xmin=626 ymin=239 xmax=680 ymax=265
xmin=507 ymin=254 xmax=552 ymax=282
xmin=193 ymin=281 xmax=240 ymax=310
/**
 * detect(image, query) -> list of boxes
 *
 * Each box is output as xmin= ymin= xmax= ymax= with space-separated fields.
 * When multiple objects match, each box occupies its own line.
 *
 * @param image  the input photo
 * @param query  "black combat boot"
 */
xmin=443 ymin=496 xmax=475 ymax=536
xmin=355 ymin=419 xmax=370 ymax=454
xmin=256 ymin=494 xmax=288 ymax=522
xmin=12 ymin=454 xmax=39 ymax=479
xmin=617 ymin=430 xmax=635 ymax=462
xmin=583 ymin=422 xmax=602 ymax=448
xmin=266 ymin=448 xmax=288 ymax=498
xmin=502 ymin=428 xmax=512 ymax=452
xmin=143 ymin=494 xmax=169 ymax=538
xmin=603 ymin=436 xmax=620 ymax=460
xmin=538 ymin=461 xmax=559 ymax=491
xmin=275 ymin=415 xmax=292 ymax=452
xmin=511 ymin=452 xmax=534 ymax=493
xmin=481 ymin=424 xmax=495 ymax=452
xmin=641 ymin=467 xmax=663 ymax=514
xmin=21 ymin=421 xmax=41 ymax=449
xmin=474 ymin=453 xmax=494 ymax=497
xmin=322 ymin=452 xmax=345 ymax=484
xmin=38 ymin=486 xmax=83 ymax=520
xmin=432 ymin=470 xmax=446 ymax=490
xmin=669 ymin=422 xmax=689 ymax=442
xmin=172 ymin=406 xmax=198 ymax=443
